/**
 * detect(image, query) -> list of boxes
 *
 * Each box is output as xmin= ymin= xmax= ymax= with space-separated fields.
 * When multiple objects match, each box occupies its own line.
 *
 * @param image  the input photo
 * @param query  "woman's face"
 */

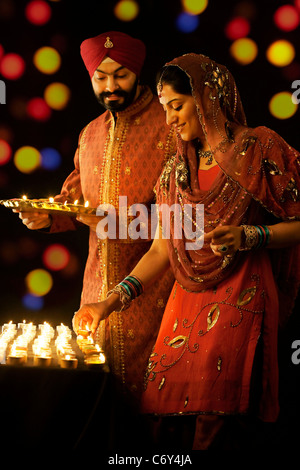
xmin=159 ymin=84 xmax=203 ymax=141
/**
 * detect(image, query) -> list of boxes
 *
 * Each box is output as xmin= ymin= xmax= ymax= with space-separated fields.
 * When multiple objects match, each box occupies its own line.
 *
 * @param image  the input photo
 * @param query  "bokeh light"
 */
xmin=42 ymin=244 xmax=70 ymax=271
xmin=0 ymin=44 xmax=4 ymax=61
xmin=33 ymin=46 xmax=61 ymax=74
xmin=269 ymin=91 xmax=298 ymax=119
xmin=182 ymin=0 xmax=208 ymax=15
xmin=26 ymin=97 xmax=52 ymax=121
xmin=273 ymin=4 xmax=300 ymax=31
xmin=14 ymin=146 xmax=41 ymax=173
xmin=175 ymin=12 xmax=200 ymax=32
xmin=0 ymin=139 xmax=12 ymax=165
xmin=60 ymin=253 xmax=80 ymax=278
xmin=0 ymin=125 xmax=13 ymax=143
xmin=224 ymin=17 xmax=250 ymax=40
xmin=9 ymin=97 xmax=28 ymax=119
xmin=229 ymin=38 xmax=258 ymax=65
xmin=0 ymin=241 xmax=19 ymax=265
xmin=0 ymin=53 xmax=25 ymax=80
xmin=40 ymin=147 xmax=62 ymax=170
xmin=266 ymin=40 xmax=295 ymax=67
xmin=25 ymin=0 xmax=52 ymax=25
xmin=114 ymin=0 xmax=139 ymax=21
xmin=22 ymin=293 xmax=44 ymax=311
xmin=44 ymin=82 xmax=71 ymax=110
xmin=25 ymin=268 xmax=53 ymax=296
xmin=282 ymin=62 xmax=300 ymax=81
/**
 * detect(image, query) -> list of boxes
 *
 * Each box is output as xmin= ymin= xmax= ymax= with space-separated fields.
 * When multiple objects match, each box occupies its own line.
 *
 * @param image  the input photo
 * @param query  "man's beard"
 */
xmin=95 ymin=79 xmax=139 ymax=112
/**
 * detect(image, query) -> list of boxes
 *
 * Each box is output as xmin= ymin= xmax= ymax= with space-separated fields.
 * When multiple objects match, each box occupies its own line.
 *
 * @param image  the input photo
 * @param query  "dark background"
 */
xmin=0 ymin=0 xmax=299 ymax=448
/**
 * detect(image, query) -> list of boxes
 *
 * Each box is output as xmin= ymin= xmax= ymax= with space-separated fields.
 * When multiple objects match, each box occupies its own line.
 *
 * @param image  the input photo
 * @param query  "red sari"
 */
xmin=142 ymin=167 xmax=279 ymax=421
xmin=141 ymin=54 xmax=300 ymax=423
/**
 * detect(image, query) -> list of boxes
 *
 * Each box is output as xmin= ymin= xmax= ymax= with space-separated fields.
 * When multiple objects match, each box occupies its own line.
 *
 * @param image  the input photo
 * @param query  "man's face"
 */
xmin=91 ymin=59 xmax=139 ymax=112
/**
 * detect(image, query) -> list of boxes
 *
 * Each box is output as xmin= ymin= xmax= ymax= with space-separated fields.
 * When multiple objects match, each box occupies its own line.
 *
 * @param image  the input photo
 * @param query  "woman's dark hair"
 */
xmin=156 ymin=65 xmax=192 ymax=96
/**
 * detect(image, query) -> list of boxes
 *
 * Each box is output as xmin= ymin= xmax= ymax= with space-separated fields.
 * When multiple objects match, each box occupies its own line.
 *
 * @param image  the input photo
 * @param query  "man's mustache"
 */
xmin=101 ymin=90 xmax=127 ymax=98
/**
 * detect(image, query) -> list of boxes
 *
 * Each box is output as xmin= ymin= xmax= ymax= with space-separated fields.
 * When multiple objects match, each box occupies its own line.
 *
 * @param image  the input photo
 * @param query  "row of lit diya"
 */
xmin=76 ymin=327 xmax=106 ymax=368
xmin=0 ymin=196 xmax=96 ymax=215
xmin=0 ymin=321 xmax=106 ymax=369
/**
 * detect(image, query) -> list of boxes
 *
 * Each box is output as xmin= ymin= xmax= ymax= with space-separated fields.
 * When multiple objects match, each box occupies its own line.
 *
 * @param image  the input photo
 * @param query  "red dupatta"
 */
xmin=155 ymin=53 xmax=300 ymax=325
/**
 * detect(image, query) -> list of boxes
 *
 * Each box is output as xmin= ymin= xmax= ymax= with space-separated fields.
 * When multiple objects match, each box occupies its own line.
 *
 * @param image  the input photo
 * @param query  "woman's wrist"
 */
xmin=105 ymin=292 xmax=123 ymax=313
xmin=106 ymin=275 xmax=145 ymax=313
xmin=239 ymin=225 xmax=273 ymax=251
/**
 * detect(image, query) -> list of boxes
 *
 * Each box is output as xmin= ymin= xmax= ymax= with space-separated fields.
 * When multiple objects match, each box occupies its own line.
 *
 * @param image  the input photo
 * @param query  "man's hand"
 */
xmin=76 ymin=214 xmax=104 ymax=232
xmin=13 ymin=209 xmax=51 ymax=230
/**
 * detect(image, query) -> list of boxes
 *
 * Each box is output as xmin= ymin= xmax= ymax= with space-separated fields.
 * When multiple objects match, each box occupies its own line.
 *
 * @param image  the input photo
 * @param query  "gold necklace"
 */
xmin=197 ymin=149 xmax=213 ymax=166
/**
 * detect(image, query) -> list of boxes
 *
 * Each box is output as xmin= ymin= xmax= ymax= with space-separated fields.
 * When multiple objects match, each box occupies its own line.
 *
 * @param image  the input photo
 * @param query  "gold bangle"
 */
xmin=239 ymin=225 xmax=259 ymax=251
xmin=106 ymin=285 xmax=131 ymax=312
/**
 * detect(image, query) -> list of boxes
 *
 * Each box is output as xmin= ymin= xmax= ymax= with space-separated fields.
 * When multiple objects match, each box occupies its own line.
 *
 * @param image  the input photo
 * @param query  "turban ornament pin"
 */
xmin=104 ymin=37 xmax=114 ymax=48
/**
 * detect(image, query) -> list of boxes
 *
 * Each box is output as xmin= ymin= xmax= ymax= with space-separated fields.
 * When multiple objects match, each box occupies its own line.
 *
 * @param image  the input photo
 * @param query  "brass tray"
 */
xmin=0 ymin=198 xmax=97 ymax=217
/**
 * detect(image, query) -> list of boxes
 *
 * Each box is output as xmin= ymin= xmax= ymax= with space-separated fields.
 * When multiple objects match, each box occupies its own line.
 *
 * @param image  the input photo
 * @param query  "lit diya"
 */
xmin=60 ymin=354 xmax=78 ymax=369
xmin=0 ymin=197 xmax=96 ymax=217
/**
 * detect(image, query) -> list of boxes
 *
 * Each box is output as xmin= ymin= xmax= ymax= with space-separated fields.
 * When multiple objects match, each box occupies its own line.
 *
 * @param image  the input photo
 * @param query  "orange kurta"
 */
xmin=50 ymin=86 xmax=175 ymax=396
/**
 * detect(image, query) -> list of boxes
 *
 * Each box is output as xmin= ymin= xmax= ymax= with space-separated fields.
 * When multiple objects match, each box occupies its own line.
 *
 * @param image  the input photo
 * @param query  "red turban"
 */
xmin=80 ymin=31 xmax=146 ymax=78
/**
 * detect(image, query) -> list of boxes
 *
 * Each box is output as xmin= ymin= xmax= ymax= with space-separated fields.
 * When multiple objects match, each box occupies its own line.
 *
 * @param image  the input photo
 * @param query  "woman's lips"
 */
xmin=176 ymin=123 xmax=185 ymax=132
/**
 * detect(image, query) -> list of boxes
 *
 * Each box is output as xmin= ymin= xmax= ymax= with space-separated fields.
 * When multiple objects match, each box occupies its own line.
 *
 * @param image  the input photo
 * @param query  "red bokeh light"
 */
xmin=27 ymin=97 xmax=52 ymax=121
xmin=0 ymin=140 xmax=12 ymax=165
xmin=0 ymin=53 xmax=25 ymax=80
xmin=25 ymin=0 xmax=52 ymax=25
xmin=42 ymin=244 xmax=70 ymax=271
xmin=274 ymin=5 xmax=300 ymax=31
xmin=0 ymin=44 xmax=4 ymax=62
xmin=224 ymin=17 xmax=250 ymax=40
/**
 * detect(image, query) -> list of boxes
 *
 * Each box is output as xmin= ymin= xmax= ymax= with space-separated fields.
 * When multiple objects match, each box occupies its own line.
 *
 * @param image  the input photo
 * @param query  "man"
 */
xmin=16 ymin=31 xmax=175 ymax=398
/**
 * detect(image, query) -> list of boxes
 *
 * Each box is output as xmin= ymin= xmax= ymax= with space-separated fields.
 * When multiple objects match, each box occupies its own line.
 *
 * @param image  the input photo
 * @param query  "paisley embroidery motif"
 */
xmin=207 ymin=304 xmax=220 ymax=331
xmin=237 ymin=286 xmax=257 ymax=307
xmin=263 ymin=159 xmax=283 ymax=176
xmin=167 ymin=335 xmax=188 ymax=349
xmin=283 ymin=178 xmax=300 ymax=202
xmin=239 ymin=136 xmax=257 ymax=156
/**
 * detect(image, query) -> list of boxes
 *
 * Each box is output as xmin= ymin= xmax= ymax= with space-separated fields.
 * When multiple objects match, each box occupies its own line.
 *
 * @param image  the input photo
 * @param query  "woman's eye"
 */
xmin=174 ymin=105 xmax=182 ymax=111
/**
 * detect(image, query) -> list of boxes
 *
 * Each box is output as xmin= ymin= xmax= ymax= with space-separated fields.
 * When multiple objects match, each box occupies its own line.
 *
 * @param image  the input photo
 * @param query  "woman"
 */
xmin=73 ymin=54 xmax=300 ymax=449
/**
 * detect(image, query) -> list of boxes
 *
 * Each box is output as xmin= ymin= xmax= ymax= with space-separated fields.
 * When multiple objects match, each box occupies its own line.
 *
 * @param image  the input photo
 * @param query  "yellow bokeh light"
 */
xmin=114 ymin=0 xmax=139 ymax=21
xmin=33 ymin=46 xmax=61 ymax=74
xmin=266 ymin=40 xmax=295 ymax=67
xmin=269 ymin=91 xmax=298 ymax=119
xmin=229 ymin=38 xmax=258 ymax=65
xmin=182 ymin=0 xmax=208 ymax=15
xmin=25 ymin=269 xmax=53 ymax=296
xmin=44 ymin=82 xmax=71 ymax=110
xmin=14 ymin=146 xmax=41 ymax=173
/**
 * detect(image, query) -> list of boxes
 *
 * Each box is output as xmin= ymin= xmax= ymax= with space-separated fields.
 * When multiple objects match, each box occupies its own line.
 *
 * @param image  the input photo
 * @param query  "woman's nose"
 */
xmin=166 ymin=109 xmax=176 ymax=126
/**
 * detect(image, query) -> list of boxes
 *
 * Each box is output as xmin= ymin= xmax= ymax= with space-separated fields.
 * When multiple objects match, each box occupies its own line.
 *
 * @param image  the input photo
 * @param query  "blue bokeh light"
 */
xmin=40 ymin=147 xmax=62 ymax=170
xmin=22 ymin=293 xmax=44 ymax=311
xmin=175 ymin=12 xmax=200 ymax=33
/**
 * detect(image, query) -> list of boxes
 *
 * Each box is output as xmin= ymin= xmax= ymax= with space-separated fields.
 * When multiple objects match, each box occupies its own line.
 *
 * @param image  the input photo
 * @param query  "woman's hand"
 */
xmin=205 ymin=226 xmax=243 ymax=256
xmin=72 ymin=293 xmax=122 ymax=336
